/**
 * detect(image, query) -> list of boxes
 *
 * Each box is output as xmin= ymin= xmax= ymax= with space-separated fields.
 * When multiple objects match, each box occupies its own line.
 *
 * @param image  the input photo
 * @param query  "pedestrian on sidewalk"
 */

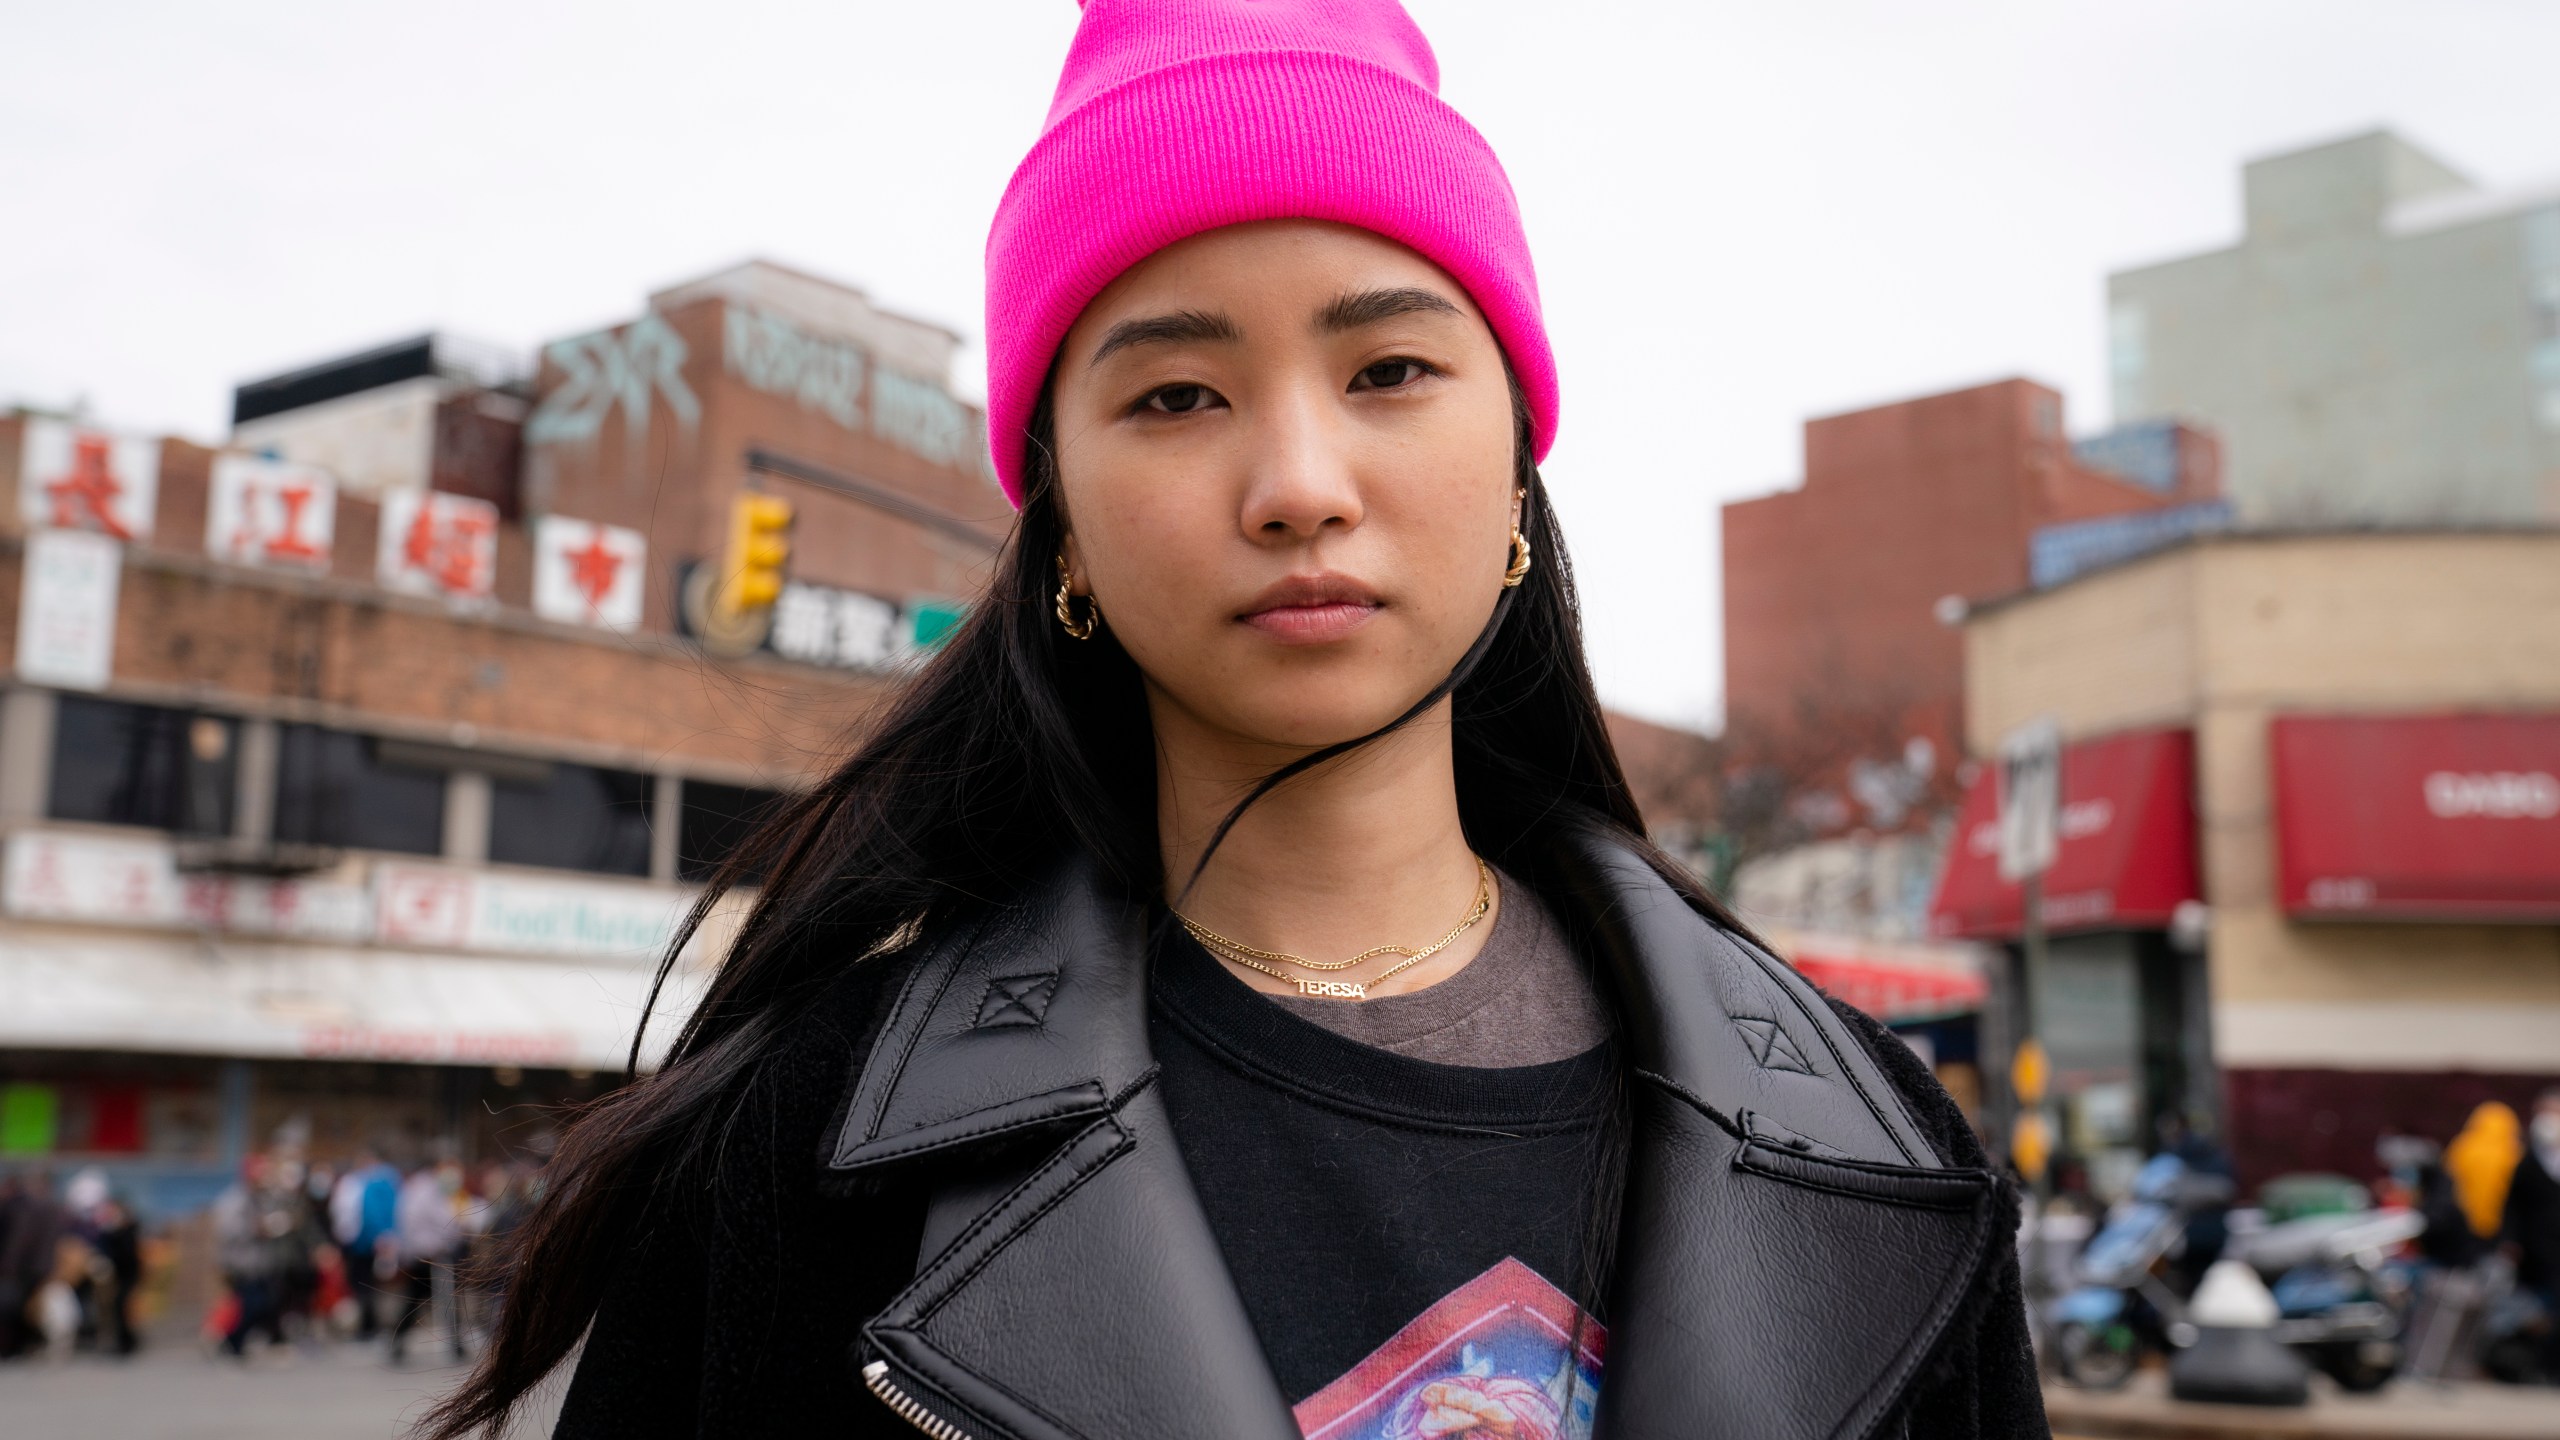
xmin=422 ymin=4 xmax=2042 ymax=1438
xmin=388 ymin=1159 xmax=466 ymax=1365
xmin=211 ymin=1154 xmax=296 ymax=1358
xmin=330 ymin=1147 xmax=401 ymax=1341
xmin=2449 ymin=1101 xmax=2525 ymax=1246
xmin=2504 ymin=1089 xmax=2560 ymax=1378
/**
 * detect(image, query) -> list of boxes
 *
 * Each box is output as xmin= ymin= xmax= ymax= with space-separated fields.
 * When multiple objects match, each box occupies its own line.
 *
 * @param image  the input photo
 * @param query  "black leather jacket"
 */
xmin=557 ymin=829 xmax=2046 ymax=1440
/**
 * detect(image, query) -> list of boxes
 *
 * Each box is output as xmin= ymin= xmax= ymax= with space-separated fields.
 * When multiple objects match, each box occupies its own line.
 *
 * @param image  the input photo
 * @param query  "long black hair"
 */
xmin=422 ymin=382 xmax=1738 ymax=1438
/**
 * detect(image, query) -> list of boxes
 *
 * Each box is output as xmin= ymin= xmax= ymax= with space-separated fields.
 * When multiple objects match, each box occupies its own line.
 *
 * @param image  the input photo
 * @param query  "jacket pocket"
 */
xmin=1732 ymin=1135 xmax=1993 ymax=1211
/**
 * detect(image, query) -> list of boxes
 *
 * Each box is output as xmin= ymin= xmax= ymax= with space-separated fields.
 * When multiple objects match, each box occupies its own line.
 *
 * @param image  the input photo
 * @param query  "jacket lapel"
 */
xmin=829 ymin=852 xmax=1301 ymax=1440
xmin=828 ymin=837 xmax=2002 ymax=1440
xmin=1550 ymin=832 xmax=2003 ymax=1440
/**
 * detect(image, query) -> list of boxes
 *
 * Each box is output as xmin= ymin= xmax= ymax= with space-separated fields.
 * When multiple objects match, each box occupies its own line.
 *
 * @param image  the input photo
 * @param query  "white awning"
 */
xmin=0 ymin=925 xmax=705 ymax=1071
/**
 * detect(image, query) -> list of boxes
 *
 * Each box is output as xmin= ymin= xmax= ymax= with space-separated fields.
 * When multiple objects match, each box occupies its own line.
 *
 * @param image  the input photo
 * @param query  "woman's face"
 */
xmin=1051 ymin=221 xmax=1520 ymax=755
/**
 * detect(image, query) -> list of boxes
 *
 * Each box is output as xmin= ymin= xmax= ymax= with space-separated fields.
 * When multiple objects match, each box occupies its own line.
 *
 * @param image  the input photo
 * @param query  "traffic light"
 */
xmin=718 ymin=493 xmax=794 ymax=618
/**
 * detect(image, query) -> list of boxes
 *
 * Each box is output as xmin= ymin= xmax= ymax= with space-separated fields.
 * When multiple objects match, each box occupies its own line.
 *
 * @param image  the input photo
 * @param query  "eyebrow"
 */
xmin=1088 ymin=308 xmax=1241 ymax=366
xmin=1318 ymin=286 xmax=1462 ymax=332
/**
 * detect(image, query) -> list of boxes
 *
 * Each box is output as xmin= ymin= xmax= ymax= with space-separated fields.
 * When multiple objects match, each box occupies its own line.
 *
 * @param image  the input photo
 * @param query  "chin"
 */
xmin=1221 ymin=686 xmax=1427 ymax=752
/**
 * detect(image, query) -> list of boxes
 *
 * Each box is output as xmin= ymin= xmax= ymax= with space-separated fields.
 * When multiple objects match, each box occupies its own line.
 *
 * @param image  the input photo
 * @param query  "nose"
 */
xmin=1237 ymin=380 xmax=1363 ymax=546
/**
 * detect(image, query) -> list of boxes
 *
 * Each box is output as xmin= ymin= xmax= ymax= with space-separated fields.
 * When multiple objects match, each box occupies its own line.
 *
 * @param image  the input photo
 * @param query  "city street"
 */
xmin=0 ymin=1342 xmax=565 ymax=1440
xmin=2046 ymin=1374 xmax=2560 ymax=1440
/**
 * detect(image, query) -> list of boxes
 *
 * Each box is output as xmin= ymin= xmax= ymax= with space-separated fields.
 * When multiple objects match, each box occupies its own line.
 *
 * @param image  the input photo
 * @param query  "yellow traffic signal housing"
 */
xmin=719 ymin=493 xmax=795 ymax=617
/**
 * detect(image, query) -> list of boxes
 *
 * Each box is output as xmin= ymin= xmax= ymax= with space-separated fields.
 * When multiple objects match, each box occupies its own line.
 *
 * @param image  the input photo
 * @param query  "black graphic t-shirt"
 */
xmin=1148 ymin=923 xmax=1612 ymax=1439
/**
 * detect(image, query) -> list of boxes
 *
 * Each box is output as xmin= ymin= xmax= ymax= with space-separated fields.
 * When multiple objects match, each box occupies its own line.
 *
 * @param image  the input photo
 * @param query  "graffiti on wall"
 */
xmin=725 ymin=306 xmax=867 ymax=431
xmin=722 ymin=305 xmax=988 ymax=477
xmin=526 ymin=314 xmax=700 ymax=447
xmin=871 ymin=368 xmax=981 ymax=473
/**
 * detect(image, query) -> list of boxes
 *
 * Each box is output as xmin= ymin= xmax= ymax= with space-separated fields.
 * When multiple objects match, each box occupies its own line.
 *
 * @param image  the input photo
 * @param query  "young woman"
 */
xmin=429 ymin=4 xmax=2044 ymax=1437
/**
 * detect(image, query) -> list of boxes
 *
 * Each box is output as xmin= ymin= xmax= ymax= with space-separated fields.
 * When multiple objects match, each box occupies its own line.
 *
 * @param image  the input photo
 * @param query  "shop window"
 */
xmin=48 ymin=696 xmax=238 ymax=836
xmin=678 ymin=780 xmax=790 ymax=883
xmin=490 ymin=763 xmax=653 ymax=877
xmin=273 ymin=725 xmax=446 ymax=855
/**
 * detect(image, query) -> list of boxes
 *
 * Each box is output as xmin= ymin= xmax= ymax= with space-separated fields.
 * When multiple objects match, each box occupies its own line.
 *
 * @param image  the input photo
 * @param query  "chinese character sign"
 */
xmin=207 ymin=455 xmax=336 ymax=572
xmin=770 ymin=580 xmax=903 ymax=669
xmin=18 ymin=419 xmax=159 ymax=542
xmin=532 ymin=515 xmax=646 ymax=630
xmin=376 ymin=488 xmax=498 ymax=601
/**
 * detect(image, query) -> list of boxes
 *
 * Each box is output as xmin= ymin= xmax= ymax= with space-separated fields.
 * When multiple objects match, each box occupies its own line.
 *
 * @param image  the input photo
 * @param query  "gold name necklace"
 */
xmin=1175 ymin=858 xmax=1492 ymax=1000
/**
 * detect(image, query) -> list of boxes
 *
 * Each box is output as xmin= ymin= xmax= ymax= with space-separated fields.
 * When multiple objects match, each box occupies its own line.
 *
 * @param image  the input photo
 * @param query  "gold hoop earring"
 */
xmin=1054 ymin=553 xmax=1098 ymax=640
xmin=1502 ymin=525 xmax=1533 ymax=589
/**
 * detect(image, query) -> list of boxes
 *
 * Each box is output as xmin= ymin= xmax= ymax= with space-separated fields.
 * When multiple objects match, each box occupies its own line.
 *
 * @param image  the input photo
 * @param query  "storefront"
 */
xmin=1927 ymin=727 xmax=2211 ymax=1197
xmin=0 ymin=826 xmax=712 ymax=1219
xmin=1952 ymin=530 xmax=2560 ymax=1194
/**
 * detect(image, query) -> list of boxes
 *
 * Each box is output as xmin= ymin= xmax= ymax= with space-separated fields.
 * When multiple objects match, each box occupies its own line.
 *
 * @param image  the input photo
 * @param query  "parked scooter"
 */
xmin=2050 ymin=1154 xmax=2233 ymax=1389
xmin=2239 ymin=1207 xmax=2426 ymax=1392
xmin=2052 ymin=1157 xmax=2426 ymax=1392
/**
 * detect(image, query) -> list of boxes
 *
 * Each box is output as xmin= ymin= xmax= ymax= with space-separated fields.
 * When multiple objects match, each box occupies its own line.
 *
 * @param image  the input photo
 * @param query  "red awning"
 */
xmin=1790 ymin=954 xmax=1988 ymax=1024
xmin=1758 ymin=927 xmax=1990 ymax=1023
xmin=1927 ymin=727 xmax=2199 ymax=940
xmin=2274 ymin=713 xmax=2560 ymax=922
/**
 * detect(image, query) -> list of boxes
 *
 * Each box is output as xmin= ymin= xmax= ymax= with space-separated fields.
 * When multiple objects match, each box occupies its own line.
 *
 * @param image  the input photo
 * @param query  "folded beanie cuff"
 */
xmin=984 ymin=48 xmax=1560 ymax=505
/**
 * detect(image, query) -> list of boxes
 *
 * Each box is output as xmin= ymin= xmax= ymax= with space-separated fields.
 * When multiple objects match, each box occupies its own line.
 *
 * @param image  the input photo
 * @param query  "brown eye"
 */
xmin=1353 ymin=360 xmax=1426 ymax=391
xmin=1144 ymin=383 xmax=1215 ymax=414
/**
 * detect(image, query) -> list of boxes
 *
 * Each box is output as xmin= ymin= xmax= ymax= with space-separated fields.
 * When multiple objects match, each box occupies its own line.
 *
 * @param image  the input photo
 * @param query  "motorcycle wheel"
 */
xmin=2057 ymin=1321 xmax=2140 ymax=1391
xmin=2314 ymin=1343 xmax=2397 ymax=1394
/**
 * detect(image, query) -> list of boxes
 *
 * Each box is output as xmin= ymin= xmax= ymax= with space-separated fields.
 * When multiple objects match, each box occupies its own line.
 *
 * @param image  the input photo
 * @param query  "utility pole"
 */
xmin=1997 ymin=717 xmax=2062 ymax=1357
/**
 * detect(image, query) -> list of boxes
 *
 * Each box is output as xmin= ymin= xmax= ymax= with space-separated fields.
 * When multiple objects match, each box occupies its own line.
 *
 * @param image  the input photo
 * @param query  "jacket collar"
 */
xmin=829 ymin=829 xmax=2001 ymax=1440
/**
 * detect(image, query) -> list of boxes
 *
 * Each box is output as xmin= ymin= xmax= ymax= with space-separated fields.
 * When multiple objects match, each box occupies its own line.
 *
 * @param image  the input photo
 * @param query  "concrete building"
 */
xmin=0 ymin=259 xmax=1003 ymax=1223
xmin=1938 ymin=528 xmax=2560 ymax=1193
xmin=2109 ymin=130 xmax=2560 ymax=525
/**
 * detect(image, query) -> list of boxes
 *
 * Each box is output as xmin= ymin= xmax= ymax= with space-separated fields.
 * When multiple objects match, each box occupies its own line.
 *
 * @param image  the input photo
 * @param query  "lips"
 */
xmin=1239 ymin=572 xmax=1382 ymax=644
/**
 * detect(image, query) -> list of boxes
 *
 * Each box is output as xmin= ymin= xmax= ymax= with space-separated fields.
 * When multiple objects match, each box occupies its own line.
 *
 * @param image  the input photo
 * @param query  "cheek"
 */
xmin=1060 ymin=452 xmax=1230 ymax=650
xmin=1368 ymin=422 xmax=1517 ymax=613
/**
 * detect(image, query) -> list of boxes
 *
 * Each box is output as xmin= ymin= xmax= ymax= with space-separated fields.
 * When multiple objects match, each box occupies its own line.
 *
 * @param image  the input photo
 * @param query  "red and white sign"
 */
xmin=18 ymin=419 xmax=158 ymax=542
xmin=3 ymin=830 xmax=372 ymax=940
xmin=207 ymin=455 xmax=336 ymax=572
xmin=377 ymin=488 xmax=498 ymax=601
xmin=532 ymin=515 xmax=645 ymax=630
xmin=2274 ymin=713 xmax=2560 ymax=922
xmin=1928 ymin=727 xmax=2200 ymax=939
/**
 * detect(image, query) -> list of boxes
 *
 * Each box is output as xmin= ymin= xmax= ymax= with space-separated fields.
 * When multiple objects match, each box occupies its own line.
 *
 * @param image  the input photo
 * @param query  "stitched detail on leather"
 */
xmin=1732 ymin=1139 xmax=1990 ymax=1211
xmin=836 ymin=1081 xmax=1112 ymax=1169
xmin=1740 ymin=1108 xmax=1857 ymax=1160
xmin=1731 ymin=1015 xmax=1817 ymax=1075
xmin=1633 ymin=1067 xmax=1745 ymax=1140
xmin=975 ymin=971 xmax=1059 ymax=1028
xmin=1724 ymin=930 xmax=1931 ymax=1166
xmin=848 ymin=918 xmax=985 ymax=1156
xmin=911 ymin=1110 xmax=1137 ymax=1329
xmin=889 ymin=1069 xmax=1157 ymax=1312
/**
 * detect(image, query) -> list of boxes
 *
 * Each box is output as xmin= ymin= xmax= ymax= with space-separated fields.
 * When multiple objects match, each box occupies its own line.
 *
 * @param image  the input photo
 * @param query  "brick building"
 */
xmin=0 ymin=260 xmax=1003 ymax=1223
xmin=1720 ymin=378 xmax=2218 ymax=849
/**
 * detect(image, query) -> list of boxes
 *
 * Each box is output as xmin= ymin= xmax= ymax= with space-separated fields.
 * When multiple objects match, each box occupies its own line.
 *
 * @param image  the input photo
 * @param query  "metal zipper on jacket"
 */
xmin=862 ymin=1358 xmax=976 ymax=1440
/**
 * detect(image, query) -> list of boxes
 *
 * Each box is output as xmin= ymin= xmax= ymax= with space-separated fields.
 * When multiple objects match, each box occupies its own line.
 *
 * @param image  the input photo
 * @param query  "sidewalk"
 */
xmin=2047 ymin=1372 xmax=2560 ymax=1440
xmin=0 ymin=1339 xmax=566 ymax=1440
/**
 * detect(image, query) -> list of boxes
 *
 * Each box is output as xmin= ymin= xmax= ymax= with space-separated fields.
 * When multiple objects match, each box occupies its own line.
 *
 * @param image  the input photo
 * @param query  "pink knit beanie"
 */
xmin=983 ymin=0 xmax=1558 ymax=507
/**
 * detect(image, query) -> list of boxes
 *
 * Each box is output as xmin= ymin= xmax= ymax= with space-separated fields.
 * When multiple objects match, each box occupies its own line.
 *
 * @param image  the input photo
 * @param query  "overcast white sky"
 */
xmin=7 ymin=1 xmax=2557 ymax=728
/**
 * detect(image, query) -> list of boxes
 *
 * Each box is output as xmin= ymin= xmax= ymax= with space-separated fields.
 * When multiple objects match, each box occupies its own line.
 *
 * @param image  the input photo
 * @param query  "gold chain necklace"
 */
xmin=1175 ymin=859 xmax=1492 ymax=1000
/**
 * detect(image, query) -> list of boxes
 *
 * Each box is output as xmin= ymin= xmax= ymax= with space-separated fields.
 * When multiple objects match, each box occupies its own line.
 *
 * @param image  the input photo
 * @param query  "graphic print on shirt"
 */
xmin=1292 ymin=1256 xmax=1604 ymax=1440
